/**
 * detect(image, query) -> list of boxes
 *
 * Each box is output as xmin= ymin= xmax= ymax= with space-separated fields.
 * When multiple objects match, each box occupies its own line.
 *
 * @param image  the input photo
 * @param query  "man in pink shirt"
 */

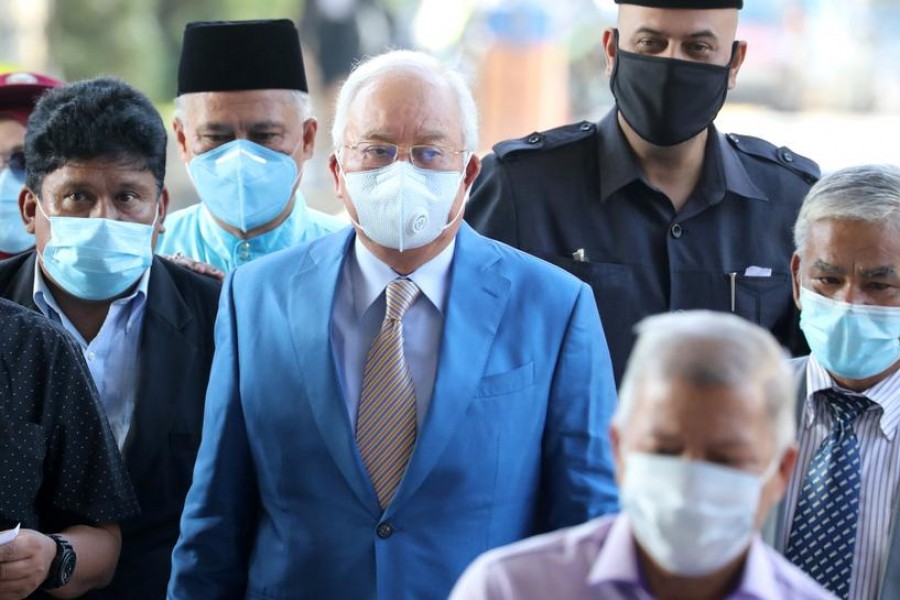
xmin=451 ymin=311 xmax=836 ymax=600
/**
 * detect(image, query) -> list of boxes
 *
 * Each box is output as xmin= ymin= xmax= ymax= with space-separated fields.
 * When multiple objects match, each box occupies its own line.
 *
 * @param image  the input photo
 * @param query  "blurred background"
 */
xmin=2 ymin=0 xmax=899 ymax=214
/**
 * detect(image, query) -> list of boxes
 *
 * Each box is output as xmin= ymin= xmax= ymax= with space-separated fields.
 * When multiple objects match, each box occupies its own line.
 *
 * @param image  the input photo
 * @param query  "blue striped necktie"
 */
xmin=356 ymin=277 xmax=421 ymax=509
xmin=785 ymin=388 xmax=872 ymax=599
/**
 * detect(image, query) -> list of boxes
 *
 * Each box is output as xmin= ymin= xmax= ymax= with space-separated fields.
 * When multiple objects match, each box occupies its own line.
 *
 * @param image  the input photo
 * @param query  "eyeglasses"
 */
xmin=342 ymin=141 xmax=466 ymax=172
xmin=0 ymin=151 xmax=25 ymax=176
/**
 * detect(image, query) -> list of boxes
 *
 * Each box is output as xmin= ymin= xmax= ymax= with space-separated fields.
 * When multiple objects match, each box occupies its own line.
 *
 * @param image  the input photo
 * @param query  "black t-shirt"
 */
xmin=0 ymin=297 xmax=138 ymax=595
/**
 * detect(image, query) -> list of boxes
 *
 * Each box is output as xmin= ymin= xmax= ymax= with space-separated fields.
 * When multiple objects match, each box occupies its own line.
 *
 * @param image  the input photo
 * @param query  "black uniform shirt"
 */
xmin=467 ymin=109 xmax=820 ymax=383
xmin=0 ymin=297 xmax=138 ymax=535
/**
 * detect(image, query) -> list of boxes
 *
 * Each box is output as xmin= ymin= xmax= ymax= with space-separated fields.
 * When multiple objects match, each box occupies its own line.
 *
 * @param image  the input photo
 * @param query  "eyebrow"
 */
xmin=633 ymin=26 xmax=719 ymax=41
xmin=861 ymin=266 xmax=898 ymax=278
xmin=198 ymin=121 xmax=284 ymax=132
xmin=357 ymin=130 xmax=451 ymax=144
xmin=811 ymin=261 xmax=898 ymax=279
xmin=811 ymin=260 xmax=844 ymax=274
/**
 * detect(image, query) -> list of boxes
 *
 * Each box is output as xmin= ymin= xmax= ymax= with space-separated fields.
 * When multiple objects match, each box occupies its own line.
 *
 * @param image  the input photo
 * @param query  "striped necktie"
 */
xmin=356 ymin=277 xmax=421 ymax=509
xmin=785 ymin=388 xmax=872 ymax=599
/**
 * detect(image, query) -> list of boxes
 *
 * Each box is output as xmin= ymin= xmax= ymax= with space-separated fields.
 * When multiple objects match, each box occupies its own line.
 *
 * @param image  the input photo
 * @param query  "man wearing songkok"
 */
xmin=169 ymin=49 xmax=618 ymax=600
xmin=451 ymin=311 xmax=837 ymax=600
xmin=0 ymin=77 xmax=221 ymax=599
xmin=157 ymin=19 xmax=344 ymax=272
xmin=466 ymin=0 xmax=820 ymax=384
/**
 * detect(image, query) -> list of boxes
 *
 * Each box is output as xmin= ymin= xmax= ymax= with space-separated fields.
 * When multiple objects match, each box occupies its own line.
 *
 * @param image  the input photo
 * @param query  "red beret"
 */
xmin=0 ymin=72 xmax=64 ymax=124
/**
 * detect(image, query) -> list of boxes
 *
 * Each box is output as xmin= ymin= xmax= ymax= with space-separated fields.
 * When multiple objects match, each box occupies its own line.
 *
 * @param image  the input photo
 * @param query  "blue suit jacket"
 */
xmin=168 ymin=224 xmax=618 ymax=600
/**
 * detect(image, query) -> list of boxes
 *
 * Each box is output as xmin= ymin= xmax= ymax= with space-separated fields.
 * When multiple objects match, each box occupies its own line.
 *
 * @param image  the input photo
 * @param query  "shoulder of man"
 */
xmin=491 ymin=120 xmax=597 ymax=161
xmin=724 ymin=132 xmax=820 ymax=186
xmin=152 ymin=257 xmax=223 ymax=328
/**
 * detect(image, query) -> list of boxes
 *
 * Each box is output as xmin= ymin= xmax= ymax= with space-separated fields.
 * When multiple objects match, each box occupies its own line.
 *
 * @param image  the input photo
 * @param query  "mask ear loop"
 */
xmin=335 ymin=153 xmax=370 ymax=234
xmin=440 ymin=151 xmax=473 ymax=233
xmin=758 ymin=449 xmax=784 ymax=485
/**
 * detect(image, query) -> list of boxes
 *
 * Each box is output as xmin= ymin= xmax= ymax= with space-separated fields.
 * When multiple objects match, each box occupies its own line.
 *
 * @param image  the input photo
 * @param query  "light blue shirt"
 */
xmin=33 ymin=262 xmax=150 ymax=450
xmin=331 ymin=237 xmax=455 ymax=431
xmin=156 ymin=194 xmax=346 ymax=272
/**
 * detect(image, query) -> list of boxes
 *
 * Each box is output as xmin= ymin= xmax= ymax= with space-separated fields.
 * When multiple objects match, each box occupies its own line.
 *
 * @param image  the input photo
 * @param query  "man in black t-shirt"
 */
xmin=0 ymin=297 xmax=138 ymax=599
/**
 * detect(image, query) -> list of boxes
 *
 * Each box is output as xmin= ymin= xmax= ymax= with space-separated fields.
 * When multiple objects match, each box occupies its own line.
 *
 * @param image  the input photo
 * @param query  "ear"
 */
xmin=775 ymin=445 xmax=799 ymax=499
xmin=756 ymin=444 xmax=798 ymax=528
xmin=727 ymin=40 xmax=748 ymax=90
xmin=330 ymin=153 xmax=358 ymax=222
xmin=790 ymin=252 xmax=802 ymax=309
xmin=610 ymin=424 xmax=624 ymax=487
xmin=172 ymin=117 xmax=190 ymax=162
xmin=301 ymin=118 xmax=318 ymax=160
xmin=463 ymin=153 xmax=481 ymax=189
xmin=156 ymin=187 xmax=170 ymax=233
xmin=20 ymin=187 xmax=37 ymax=234
xmin=603 ymin=27 xmax=618 ymax=79
xmin=328 ymin=153 xmax=342 ymax=194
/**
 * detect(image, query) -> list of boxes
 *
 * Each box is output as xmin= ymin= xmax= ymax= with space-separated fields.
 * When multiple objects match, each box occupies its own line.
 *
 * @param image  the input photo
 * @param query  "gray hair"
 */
xmin=172 ymin=89 xmax=313 ymax=125
xmin=615 ymin=310 xmax=796 ymax=454
xmin=331 ymin=49 xmax=479 ymax=151
xmin=794 ymin=164 xmax=900 ymax=254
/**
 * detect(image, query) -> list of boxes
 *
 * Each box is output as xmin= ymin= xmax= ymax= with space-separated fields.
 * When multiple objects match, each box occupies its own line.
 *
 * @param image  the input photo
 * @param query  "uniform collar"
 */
xmin=597 ymin=108 xmax=768 ymax=205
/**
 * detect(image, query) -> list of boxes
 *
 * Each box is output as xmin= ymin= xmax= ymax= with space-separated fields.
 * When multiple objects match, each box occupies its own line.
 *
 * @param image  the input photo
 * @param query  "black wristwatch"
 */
xmin=42 ymin=534 xmax=76 ymax=590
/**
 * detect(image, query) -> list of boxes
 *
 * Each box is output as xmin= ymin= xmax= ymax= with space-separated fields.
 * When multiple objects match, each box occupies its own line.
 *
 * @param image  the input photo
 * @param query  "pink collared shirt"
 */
xmin=449 ymin=515 xmax=837 ymax=600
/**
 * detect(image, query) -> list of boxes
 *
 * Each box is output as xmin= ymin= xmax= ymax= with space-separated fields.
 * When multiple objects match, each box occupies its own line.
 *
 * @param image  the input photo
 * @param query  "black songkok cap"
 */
xmin=177 ymin=19 xmax=308 ymax=96
xmin=614 ymin=0 xmax=742 ymax=8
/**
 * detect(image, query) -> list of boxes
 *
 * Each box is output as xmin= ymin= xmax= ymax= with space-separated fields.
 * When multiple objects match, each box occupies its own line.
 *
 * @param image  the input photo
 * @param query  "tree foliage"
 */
xmin=47 ymin=0 xmax=306 ymax=101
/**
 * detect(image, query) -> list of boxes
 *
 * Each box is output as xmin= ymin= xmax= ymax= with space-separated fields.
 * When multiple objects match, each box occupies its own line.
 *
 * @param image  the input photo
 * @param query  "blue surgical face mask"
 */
xmin=37 ymin=200 xmax=156 ymax=301
xmin=340 ymin=159 xmax=467 ymax=252
xmin=799 ymin=286 xmax=900 ymax=380
xmin=0 ymin=166 xmax=34 ymax=254
xmin=187 ymin=139 xmax=299 ymax=233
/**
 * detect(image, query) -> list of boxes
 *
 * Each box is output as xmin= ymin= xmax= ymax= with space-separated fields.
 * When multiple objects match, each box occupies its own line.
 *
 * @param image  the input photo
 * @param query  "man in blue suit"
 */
xmin=169 ymin=50 xmax=619 ymax=600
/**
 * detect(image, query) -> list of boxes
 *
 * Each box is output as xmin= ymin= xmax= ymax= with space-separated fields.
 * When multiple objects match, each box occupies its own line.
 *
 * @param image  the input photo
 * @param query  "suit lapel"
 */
xmin=287 ymin=230 xmax=380 ymax=516
xmin=881 ymin=493 xmax=900 ymax=598
xmin=386 ymin=224 xmax=510 ymax=516
xmin=126 ymin=258 xmax=198 ymax=483
xmin=1 ymin=252 xmax=40 ymax=312
xmin=766 ymin=357 xmax=811 ymax=551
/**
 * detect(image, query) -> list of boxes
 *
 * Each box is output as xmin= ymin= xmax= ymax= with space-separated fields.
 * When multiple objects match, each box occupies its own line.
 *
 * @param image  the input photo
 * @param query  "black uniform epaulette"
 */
xmin=493 ymin=121 xmax=596 ymax=159
xmin=725 ymin=132 xmax=820 ymax=185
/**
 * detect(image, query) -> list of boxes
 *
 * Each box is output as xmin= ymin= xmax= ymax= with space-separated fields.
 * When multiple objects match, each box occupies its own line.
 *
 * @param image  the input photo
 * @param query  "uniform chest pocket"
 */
xmin=531 ymin=252 xmax=630 ymax=288
xmin=0 ymin=422 xmax=47 ymax=520
xmin=733 ymin=272 xmax=792 ymax=327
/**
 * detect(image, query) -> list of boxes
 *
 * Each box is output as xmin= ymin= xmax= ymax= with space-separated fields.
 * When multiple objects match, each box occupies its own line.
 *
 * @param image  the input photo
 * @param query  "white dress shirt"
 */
xmin=33 ymin=262 xmax=150 ymax=450
xmin=783 ymin=354 xmax=900 ymax=600
xmin=331 ymin=237 xmax=454 ymax=431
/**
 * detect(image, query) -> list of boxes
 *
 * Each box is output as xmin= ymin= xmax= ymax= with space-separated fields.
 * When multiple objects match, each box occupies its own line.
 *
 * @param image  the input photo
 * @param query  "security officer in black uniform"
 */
xmin=466 ymin=0 xmax=819 ymax=384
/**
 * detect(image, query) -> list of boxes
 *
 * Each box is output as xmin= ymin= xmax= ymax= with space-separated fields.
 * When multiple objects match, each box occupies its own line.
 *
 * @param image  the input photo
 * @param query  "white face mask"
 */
xmin=341 ymin=159 xmax=467 ymax=252
xmin=622 ymin=452 xmax=775 ymax=577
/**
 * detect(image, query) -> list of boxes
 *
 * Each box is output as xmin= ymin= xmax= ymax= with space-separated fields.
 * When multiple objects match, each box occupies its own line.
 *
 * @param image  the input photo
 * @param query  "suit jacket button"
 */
xmin=377 ymin=523 xmax=394 ymax=539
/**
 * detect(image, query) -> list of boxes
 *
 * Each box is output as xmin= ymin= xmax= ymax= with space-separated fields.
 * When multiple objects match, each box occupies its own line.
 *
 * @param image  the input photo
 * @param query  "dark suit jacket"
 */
xmin=0 ymin=252 xmax=221 ymax=600
xmin=762 ymin=356 xmax=900 ymax=599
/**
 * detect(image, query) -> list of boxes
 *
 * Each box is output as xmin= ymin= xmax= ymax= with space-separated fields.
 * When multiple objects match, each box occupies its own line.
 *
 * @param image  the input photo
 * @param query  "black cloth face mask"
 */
xmin=609 ymin=30 xmax=738 ymax=147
